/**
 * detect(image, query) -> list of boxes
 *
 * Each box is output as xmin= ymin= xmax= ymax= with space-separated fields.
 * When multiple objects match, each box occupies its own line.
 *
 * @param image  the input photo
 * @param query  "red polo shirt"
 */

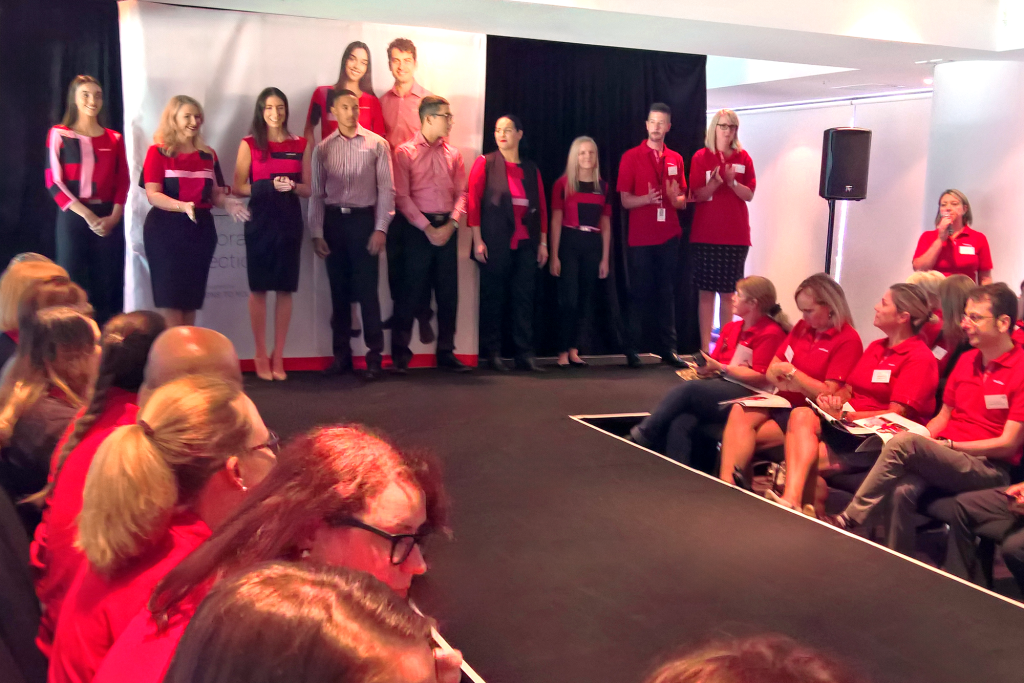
xmin=616 ymin=142 xmax=685 ymax=247
xmin=913 ymin=226 xmax=993 ymax=282
xmin=712 ymin=317 xmax=787 ymax=374
xmin=846 ymin=336 xmax=938 ymax=421
xmin=48 ymin=512 xmax=211 ymax=683
xmin=688 ymin=147 xmax=756 ymax=246
xmin=776 ymin=320 xmax=863 ymax=407
xmin=32 ymin=389 xmax=139 ymax=656
xmin=940 ymin=344 xmax=1024 ymax=464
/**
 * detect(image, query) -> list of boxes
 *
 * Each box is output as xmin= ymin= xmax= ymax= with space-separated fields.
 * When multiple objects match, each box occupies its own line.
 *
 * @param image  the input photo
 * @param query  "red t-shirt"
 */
xmin=913 ymin=227 xmax=993 ymax=282
xmin=776 ymin=320 xmax=864 ymax=407
xmin=940 ymin=345 xmax=1024 ymax=464
xmin=48 ymin=512 xmax=211 ymax=683
xmin=551 ymin=176 xmax=612 ymax=230
xmin=616 ymin=142 xmax=686 ymax=247
xmin=305 ymin=86 xmax=385 ymax=139
xmin=711 ymin=317 xmax=787 ymax=374
xmin=32 ymin=389 xmax=139 ymax=656
xmin=846 ymin=336 xmax=938 ymax=421
xmin=466 ymin=155 xmax=548 ymax=250
xmin=142 ymin=146 xmax=224 ymax=210
xmin=688 ymin=147 xmax=756 ymax=246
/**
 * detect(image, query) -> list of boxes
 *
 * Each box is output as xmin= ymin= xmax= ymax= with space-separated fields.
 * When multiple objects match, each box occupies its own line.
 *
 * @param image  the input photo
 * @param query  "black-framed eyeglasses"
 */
xmin=327 ymin=516 xmax=431 ymax=565
xmin=431 ymin=113 xmax=454 ymax=122
xmin=252 ymin=430 xmax=281 ymax=456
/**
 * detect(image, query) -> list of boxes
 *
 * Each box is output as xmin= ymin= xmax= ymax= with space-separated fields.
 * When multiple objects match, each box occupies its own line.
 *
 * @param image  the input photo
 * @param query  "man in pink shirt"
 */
xmin=381 ymin=38 xmax=434 ymax=339
xmin=390 ymin=96 xmax=468 ymax=374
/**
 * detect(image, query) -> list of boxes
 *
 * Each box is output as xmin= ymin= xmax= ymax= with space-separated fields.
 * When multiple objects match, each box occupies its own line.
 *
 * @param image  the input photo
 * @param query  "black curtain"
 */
xmin=0 ymin=0 xmax=123 ymax=267
xmin=483 ymin=36 xmax=706 ymax=357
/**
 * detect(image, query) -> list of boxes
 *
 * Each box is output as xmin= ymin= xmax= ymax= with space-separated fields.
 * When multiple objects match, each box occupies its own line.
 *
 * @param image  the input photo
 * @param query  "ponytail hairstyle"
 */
xmin=889 ymin=283 xmax=933 ymax=334
xmin=154 ymin=95 xmax=211 ymax=155
xmin=26 ymin=311 xmax=166 ymax=507
xmin=0 ymin=307 xmax=97 ymax=445
xmin=938 ymin=274 xmax=975 ymax=348
xmin=795 ymin=273 xmax=854 ymax=330
xmin=250 ymin=87 xmax=290 ymax=158
xmin=736 ymin=275 xmax=792 ymax=332
xmin=76 ymin=375 xmax=251 ymax=576
xmin=61 ymin=75 xmax=104 ymax=128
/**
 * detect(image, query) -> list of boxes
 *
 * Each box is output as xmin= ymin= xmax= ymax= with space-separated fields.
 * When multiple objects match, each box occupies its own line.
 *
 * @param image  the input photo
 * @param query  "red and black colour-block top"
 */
xmin=551 ymin=176 xmax=612 ymax=232
xmin=243 ymin=135 xmax=305 ymax=197
xmin=306 ymin=86 xmax=385 ymax=139
xmin=142 ymin=145 xmax=224 ymax=210
xmin=46 ymin=125 xmax=130 ymax=210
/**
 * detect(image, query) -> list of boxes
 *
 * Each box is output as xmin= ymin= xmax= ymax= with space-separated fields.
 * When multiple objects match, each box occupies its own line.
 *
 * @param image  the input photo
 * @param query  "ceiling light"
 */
xmin=924 ymin=78 xmax=934 ymax=85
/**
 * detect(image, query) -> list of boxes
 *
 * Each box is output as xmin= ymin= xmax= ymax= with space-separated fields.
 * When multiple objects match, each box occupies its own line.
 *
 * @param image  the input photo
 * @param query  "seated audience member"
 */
xmin=824 ymin=284 xmax=1024 ymax=555
xmin=912 ymin=189 xmax=992 ymax=285
xmin=766 ymin=284 xmax=938 ymax=512
xmin=945 ymin=481 xmax=1024 ymax=593
xmin=0 ymin=307 xmax=99 ymax=534
xmin=48 ymin=375 xmax=274 ymax=683
xmin=718 ymin=273 xmax=863 ymax=486
xmin=906 ymin=270 xmax=944 ymax=347
xmin=30 ymin=311 xmax=166 ymax=656
xmin=138 ymin=325 xmax=243 ymax=404
xmin=162 ymin=563 xmax=437 ymax=683
xmin=628 ymin=276 xmax=789 ymax=469
xmin=93 ymin=425 xmax=461 ymax=683
xmin=642 ymin=634 xmax=866 ymax=683
xmin=0 ymin=261 xmax=72 ymax=368
xmin=934 ymin=275 xmax=979 ymax=405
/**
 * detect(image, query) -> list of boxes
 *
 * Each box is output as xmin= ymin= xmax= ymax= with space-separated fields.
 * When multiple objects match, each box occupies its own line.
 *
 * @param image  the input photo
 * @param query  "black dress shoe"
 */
xmin=361 ymin=359 xmax=384 ymax=381
xmin=390 ymin=357 xmax=409 ymax=375
xmin=661 ymin=352 xmax=687 ymax=368
xmin=486 ymin=354 xmax=510 ymax=373
xmin=514 ymin=356 xmax=546 ymax=373
xmin=323 ymin=357 xmax=353 ymax=376
xmin=437 ymin=351 xmax=471 ymax=373
xmin=626 ymin=352 xmax=642 ymax=368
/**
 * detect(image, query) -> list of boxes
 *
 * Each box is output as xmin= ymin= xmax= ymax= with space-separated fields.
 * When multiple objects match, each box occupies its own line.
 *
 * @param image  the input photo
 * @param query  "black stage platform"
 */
xmin=245 ymin=363 xmax=1024 ymax=683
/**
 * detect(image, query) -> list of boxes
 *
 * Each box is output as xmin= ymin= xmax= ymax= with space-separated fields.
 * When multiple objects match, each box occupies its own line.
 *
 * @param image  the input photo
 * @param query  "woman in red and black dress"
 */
xmin=142 ymin=96 xmax=249 ymax=327
xmin=304 ymin=41 xmax=385 ymax=142
xmin=233 ymin=88 xmax=311 ymax=381
xmin=46 ymin=75 xmax=130 ymax=325
xmin=549 ymin=136 xmax=611 ymax=368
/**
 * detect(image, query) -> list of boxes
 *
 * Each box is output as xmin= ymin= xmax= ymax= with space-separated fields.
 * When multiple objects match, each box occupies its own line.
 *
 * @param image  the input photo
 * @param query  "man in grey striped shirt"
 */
xmin=310 ymin=89 xmax=395 ymax=380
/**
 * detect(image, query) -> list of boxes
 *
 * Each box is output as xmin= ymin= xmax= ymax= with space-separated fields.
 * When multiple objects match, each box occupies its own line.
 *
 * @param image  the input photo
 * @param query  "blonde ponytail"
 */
xmin=76 ymin=375 xmax=251 ymax=575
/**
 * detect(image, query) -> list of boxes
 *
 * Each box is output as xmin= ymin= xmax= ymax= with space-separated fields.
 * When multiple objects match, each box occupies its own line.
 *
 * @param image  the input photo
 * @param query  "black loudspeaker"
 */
xmin=819 ymin=128 xmax=871 ymax=200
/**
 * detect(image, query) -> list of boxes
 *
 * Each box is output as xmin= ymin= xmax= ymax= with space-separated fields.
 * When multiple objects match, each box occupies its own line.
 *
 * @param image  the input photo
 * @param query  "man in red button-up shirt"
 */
xmin=829 ymin=283 xmax=1024 ymax=555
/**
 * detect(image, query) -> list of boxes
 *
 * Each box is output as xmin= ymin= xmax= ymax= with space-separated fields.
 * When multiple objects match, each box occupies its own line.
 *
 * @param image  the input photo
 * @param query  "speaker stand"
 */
xmin=824 ymin=198 xmax=837 ymax=276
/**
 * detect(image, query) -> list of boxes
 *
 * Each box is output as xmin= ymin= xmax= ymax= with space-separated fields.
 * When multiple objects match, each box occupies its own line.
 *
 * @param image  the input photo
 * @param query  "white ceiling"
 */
xmin=150 ymin=0 xmax=1024 ymax=109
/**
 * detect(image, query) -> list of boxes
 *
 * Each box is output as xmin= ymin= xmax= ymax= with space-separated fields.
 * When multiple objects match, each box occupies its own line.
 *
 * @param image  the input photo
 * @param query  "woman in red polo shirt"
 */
xmin=689 ymin=109 xmax=756 ymax=353
xmin=766 ymin=284 xmax=938 ymax=512
xmin=719 ymin=273 xmax=863 ymax=486
xmin=30 ymin=310 xmax=165 ymax=656
xmin=912 ymin=189 xmax=993 ymax=285
xmin=549 ymin=136 xmax=612 ymax=369
xmin=629 ymin=276 xmax=789 ymax=470
xmin=303 ymin=41 xmax=385 ymax=143
xmin=47 ymin=376 xmax=275 ymax=683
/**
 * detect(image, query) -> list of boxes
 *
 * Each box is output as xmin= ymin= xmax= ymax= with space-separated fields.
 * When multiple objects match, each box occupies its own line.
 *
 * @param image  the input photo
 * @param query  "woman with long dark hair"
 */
xmin=29 ymin=310 xmax=165 ymax=656
xmin=233 ymin=88 xmax=311 ymax=381
xmin=304 ymin=41 xmax=385 ymax=142
xmin=45 ymin=76 xmax=130 ymax=326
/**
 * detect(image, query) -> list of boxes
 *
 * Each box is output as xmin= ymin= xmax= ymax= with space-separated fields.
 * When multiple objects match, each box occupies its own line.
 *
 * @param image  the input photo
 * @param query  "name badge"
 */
xmin=733 ymin=164 xmax=746 ymax=174
xmin=933 ymin=346 xmax=948 ymax=360
xmin=657 ymin=207 xmax=666 ymax=222
xmin=729 ymin=345 xmax=754 ymax=369
xmin=871 ymin=369 xmax=892 ymax=384
xmin=985 ymin=394 xmax=1009 ymax=410
xmin=959 ymin=245 xmax=976 ymax=255
xmin=667 ymin=165 xmax=678 ymax=176
xmin=784 ymin=345 xmax=795 ymax=362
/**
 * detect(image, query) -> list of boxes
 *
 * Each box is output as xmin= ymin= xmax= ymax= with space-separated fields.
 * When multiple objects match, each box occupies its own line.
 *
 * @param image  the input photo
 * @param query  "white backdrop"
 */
xmin=118 ymin=0 xmax=487 ymax=364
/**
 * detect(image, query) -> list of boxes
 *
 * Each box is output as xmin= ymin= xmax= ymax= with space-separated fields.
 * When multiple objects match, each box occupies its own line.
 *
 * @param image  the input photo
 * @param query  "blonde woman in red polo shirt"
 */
xmin=912 ymin=189 xmax=993 ymax=285
xmin=765 ymin=284 xmax=938 ymax=514
xmin=719 ymin=273 xmax=863 ymax=486
xmin=689 ymin=109 xmax=756 ymax=353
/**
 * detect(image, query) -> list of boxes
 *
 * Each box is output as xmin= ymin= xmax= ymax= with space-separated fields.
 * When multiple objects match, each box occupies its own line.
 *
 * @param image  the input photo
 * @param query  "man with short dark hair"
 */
xmin=390 ymin=96 xmax=469 ymax=374
xmin=617 ymin=103 xmax=688 ymax=368
xmin=826 ymin=283 xmax=1024 ymax=555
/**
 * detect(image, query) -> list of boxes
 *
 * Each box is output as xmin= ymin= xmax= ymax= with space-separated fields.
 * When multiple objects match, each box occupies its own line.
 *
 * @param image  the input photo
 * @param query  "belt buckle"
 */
xmin=340 ymin=207 xmax=352 ymax=214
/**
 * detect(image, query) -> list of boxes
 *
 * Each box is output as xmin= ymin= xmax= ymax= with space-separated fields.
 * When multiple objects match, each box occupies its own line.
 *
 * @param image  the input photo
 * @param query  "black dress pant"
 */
xmin=626 ymin=237 xmax=679 ymax=356
xmin=387 ymin=215 xmax=430 ymax=323
xmin=323 ymin=207 xmax=383 ymax=365
xmin=556 ymin=228 xmax=601 ymax=352
xmin=55 ymin=202 xmax=124 ymax=326
xmin=945 ymin=487 xmax=1024 ymax=592
xmin=478 ymin=239 xmax=536 ymax=358
xmin=392 ymin=213 xmax=458 ymax=363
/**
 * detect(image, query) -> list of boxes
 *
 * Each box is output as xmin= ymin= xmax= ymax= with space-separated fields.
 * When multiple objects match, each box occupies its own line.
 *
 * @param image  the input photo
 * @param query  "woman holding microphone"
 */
xmin=912 ymin=189 xmax=992 ymax=284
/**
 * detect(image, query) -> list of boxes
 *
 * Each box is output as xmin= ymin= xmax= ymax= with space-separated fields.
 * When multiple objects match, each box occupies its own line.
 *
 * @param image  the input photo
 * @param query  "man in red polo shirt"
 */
xmin=827 ymin=283 xmax=1024 ymax=555
xmin=617 ymin=103 xmax=688 ymax=368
